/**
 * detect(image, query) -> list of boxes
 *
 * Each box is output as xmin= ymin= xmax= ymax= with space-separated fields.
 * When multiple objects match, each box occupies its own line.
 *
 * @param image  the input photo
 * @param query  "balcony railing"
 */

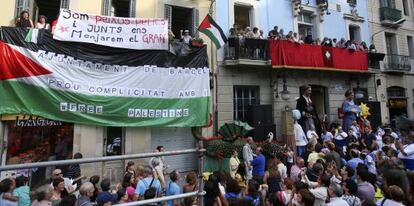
xmin=224 ymin=37 xmax=269 ymax=62
xmin=383 ymin=54 xmax=411 ymax=72
xmin=380 ymin=7 xmax=402 ymax=22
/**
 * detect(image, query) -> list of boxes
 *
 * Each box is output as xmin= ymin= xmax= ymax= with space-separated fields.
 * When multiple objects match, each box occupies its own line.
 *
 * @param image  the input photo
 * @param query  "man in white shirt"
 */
xmin=243 ymin=137 xmax=255 ymax=180
xmin=326 ymin=183 xmax=349 ymax=206
xmin=396 ymin=135 xmax=414 ymax=170
xmin=335 ymin=126 xmax=348 ymax=151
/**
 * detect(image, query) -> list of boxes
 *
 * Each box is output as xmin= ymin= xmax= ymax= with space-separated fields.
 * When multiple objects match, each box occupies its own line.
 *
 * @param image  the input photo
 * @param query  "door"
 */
xmin=151 ymin=128 xmax=196 ymax=172
xmin=308 ymin=85 xmax=328 ymax=120
xmin=103 ymin=127 xmax=125 ymax=184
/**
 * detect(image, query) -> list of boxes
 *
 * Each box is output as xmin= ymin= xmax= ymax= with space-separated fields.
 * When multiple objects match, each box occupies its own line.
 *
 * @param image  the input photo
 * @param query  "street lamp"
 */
xmin=370 ymin=18 xmax=406 ymax=42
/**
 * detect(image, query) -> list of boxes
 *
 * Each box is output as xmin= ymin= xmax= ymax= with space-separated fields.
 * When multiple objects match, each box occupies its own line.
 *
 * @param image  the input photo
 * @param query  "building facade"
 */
xmin=368 ymin=0 xmax=414 ymax=125
xmin=0 ymin=0 xmax=213 ymax=187
xmin=215 ymin=0 xmax=385 ymax=141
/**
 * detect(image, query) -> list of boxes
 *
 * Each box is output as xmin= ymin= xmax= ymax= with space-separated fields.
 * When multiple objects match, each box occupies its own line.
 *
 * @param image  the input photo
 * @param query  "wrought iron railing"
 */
xmin=224 ymin=37 xmax=269 ymax=61
xmin=380 ymin=7 xmax=402 ymax=22
xmin=383 ymin=54 xmax=411 ymax=72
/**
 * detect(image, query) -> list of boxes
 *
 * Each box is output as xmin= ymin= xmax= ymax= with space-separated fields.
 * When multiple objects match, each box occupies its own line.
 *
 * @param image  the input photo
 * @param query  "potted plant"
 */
xmin=191 ymin=37 xmax=204 ymax=47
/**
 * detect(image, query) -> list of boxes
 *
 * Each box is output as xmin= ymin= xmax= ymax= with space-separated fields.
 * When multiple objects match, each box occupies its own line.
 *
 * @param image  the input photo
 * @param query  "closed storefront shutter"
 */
xmin=151 ymin=128 xmax=197 ymax=172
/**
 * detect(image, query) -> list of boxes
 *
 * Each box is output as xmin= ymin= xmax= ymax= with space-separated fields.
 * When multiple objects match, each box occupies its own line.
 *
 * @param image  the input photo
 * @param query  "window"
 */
xmin=103 ymin=0 xmax=136 ymax=17
xmin=233 ymin=86 xmax=260 ymax=121
xmin=380 ymin=0 xmax=396 ymax=8
xmin=347 ymin=0 xmax=357 ymax=5
xmin=349 ymin=25 xmax=361 ymax=41
xmin=234 ymin=5 xmax=251 ymax=30
xmin=403 ymin=0 xmax=410 ymax=16
xmin=16 ymin=0 xmax=69 ymax=25
xmin=408 ymin=36 xmax=414 ymax=59
xmin=104 ymin=127 xmax=124 ymax=156
xmin=353 ymin=88 xmax=368 ymax=103
xmin=387 ymin=86 xmax=406 ymax=98
xmin=298 ymin=12 xmax=314 ymax=39
xmin=164 ymin=5 xmax=199 ymax=39
xmin=15 ymin=0 xmax=29 ymax=18
xmin=385 ymin=33 xmax=398 ymax=54
xmin=30 ymin=0 xmax=70 ymax=26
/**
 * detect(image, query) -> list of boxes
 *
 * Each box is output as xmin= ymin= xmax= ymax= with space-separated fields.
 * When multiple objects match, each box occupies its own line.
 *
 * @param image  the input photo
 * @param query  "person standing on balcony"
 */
xmin=296 ymin=85 xmax=321 ymax=135
xmin=36 ymin=15 xmax=50 ymax=30
xmin=15 ymin=11 xmax=34 ymax=28
xmin=252 ymin=27 xmax=260 ymax=38
xmin=180 ymin=30 xmax=192 ymax=45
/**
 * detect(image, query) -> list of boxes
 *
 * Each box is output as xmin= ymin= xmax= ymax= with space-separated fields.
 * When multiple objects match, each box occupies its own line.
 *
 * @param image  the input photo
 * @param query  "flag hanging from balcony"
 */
xmin=198 ymin=14 xmax=227 ymax=49
xmin=0 ymin=27 xmax=211 ymax=128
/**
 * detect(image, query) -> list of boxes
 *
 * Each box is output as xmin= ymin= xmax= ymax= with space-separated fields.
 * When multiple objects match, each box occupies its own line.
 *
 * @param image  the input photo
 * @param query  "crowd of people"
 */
xmin=228 ymin=24 xmax=377 ymax=53
xmin=0 ymin=146 xmax=200 ymax=206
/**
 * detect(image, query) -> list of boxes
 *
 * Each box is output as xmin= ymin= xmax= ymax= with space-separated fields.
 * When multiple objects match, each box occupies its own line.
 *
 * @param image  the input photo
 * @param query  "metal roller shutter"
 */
xmin=151 ymin=128 xmax=197 ymax=172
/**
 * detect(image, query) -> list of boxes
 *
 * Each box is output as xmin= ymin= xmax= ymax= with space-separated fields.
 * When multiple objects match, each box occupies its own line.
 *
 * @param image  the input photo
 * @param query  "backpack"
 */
xmin=143 ymin=178 xmax=156 ymax=199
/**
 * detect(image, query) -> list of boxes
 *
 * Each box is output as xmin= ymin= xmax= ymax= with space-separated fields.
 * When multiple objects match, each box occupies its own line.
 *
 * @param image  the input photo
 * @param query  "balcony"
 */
xmin=368 ymin=52 xmax=385 ymax=70
xmin=223 ymin=38 xmax=370 ymax=72
xmin=316 ymin=0 xmax=327 ymax=5
xmin=223 ymin=37 xmax=271 ymax=66
xmin=379 ymin=7 xmax=402 ymax=25
xmin=383 ymin=54 xmax=411 ymax=73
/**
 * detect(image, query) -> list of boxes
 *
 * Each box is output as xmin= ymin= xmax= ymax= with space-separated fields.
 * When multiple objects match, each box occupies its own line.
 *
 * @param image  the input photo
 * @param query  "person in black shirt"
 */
xmin=65 ymin=153 xmax=86 ymax=190
xmin=360 ymin=126 xmax=377 ymax=151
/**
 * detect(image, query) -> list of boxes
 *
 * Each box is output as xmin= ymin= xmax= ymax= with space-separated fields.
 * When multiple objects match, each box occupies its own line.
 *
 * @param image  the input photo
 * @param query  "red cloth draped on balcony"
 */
xmin=269 ymin=40 xmax=368 ymax=72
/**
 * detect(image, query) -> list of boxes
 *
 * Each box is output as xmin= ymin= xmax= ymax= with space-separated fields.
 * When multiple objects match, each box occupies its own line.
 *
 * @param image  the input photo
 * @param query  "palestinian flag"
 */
xmin=24 ymin=28 xmax=39 ymax=43
xmin=0 ymin=27 xmax=211 ymax=127
xmin=198 ymin=14 xmax=227 ymax=49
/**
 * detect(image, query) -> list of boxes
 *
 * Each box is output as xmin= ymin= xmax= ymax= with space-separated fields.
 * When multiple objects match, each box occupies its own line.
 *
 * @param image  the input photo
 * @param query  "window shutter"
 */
xmin=15 ymin=0 xmax=29 ymax=17
xmin=164 ymin=5 xmax=172 ymax=29
xmin=129 ymin=0 xmax=136 ymax=17
xmin=191 ymin=8 xmax=199 ymax=37
xmin=60 ymin=0 xmax=70 ymax=9
xmin=102 ymin=0 xmax=112 ymax=16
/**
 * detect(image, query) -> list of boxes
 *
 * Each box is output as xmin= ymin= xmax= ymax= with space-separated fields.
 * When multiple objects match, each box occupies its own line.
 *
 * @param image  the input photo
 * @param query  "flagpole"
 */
xmin=208 ymin=0 xmax=219 ymax=136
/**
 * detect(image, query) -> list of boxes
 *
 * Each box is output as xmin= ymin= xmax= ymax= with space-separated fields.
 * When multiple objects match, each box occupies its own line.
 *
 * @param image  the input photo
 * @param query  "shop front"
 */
xmin=1 ymin=115 xmax=74 ymax=189
xmin=387 ymin=86 xmax=408 ymax=125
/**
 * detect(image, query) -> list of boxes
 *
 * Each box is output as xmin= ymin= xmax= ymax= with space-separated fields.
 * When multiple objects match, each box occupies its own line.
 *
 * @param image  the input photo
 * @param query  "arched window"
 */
xmin=387 ymin=86 xmax=406 ymax=98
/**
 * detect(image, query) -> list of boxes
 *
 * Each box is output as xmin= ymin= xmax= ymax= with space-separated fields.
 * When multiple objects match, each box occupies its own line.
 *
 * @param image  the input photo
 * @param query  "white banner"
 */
xmin=53 ymin=9 xmax=168 ymax=50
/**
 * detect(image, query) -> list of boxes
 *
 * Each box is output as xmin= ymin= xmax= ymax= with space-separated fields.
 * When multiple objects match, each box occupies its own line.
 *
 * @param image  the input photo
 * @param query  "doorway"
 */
xmin=387 ymin=86 xmax=408 ymax=124
xmin=34 ymin=0 xmax=61 ymax=24
xmin=299 ymin=85 xmax=329 ymax=121
xmin=103 ymin=127 xmax=125 ymax=184
xmin=165 ymin=5 xmax=198 ymax=39
xmin=234 ymin=5 xmax=251 ymax=30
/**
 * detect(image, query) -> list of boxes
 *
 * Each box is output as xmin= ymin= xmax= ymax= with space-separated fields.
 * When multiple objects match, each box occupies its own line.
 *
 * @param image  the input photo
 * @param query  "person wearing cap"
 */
xmin=243 ymin=137 xmax=255 ymax=181
xmin=180 ymin=30 xmax=192 ymax=45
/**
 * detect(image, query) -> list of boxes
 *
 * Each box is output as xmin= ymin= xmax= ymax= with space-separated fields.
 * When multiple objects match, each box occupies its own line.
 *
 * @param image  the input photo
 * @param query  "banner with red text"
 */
xmin=53 ymin=9 xmax=168 ymax=50
xmin=269 ymin=40 xmax=368 ymax=72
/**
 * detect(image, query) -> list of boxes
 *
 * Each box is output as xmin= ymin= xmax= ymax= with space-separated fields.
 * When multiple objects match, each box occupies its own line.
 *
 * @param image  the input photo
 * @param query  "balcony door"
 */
xmin=385 ymin=33 xmax=399 ymax=69
xmin=234 ymin=5 xmax=252 ymax=31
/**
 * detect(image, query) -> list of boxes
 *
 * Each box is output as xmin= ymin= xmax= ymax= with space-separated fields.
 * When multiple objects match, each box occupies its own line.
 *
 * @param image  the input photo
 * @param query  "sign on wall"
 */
xmin=53 ymin=9 xmax=168 ymax=50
